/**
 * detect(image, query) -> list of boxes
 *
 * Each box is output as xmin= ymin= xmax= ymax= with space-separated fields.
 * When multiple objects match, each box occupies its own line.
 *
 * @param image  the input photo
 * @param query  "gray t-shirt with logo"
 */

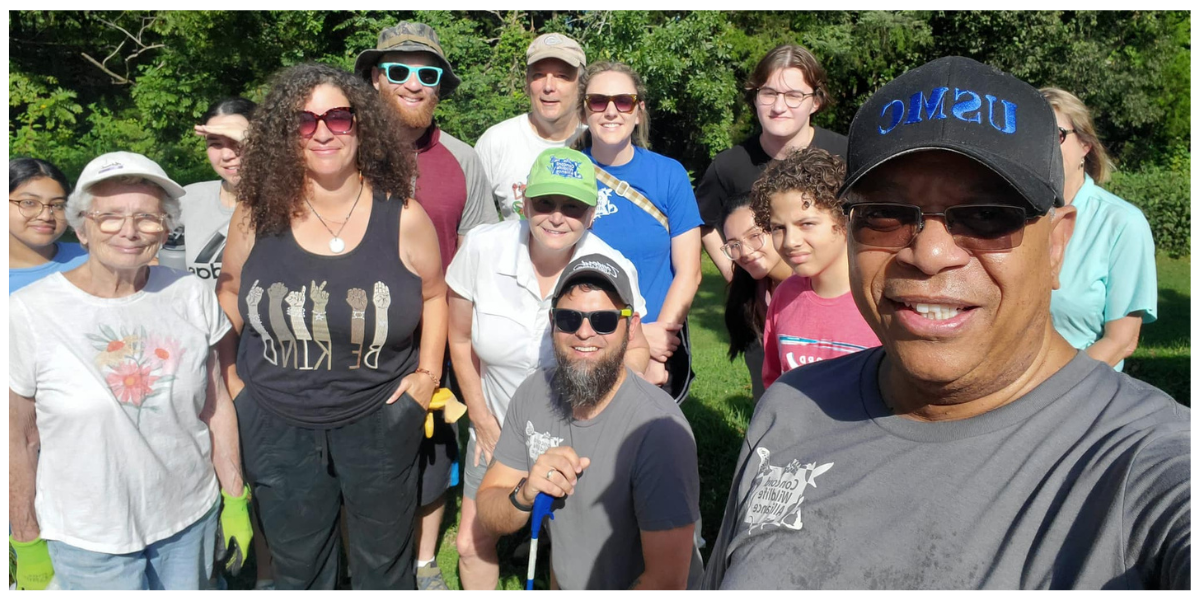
xmin=494 ymin=367 xmax=703 ymax=589
xmin=705 ymin=348 xmax=1190 ymax=590
xmin=179 ymin=180 xmax=235 ymax=288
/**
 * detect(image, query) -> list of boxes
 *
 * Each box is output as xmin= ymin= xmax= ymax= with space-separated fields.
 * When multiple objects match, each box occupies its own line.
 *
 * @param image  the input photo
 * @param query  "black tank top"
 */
xmin=237 ymin=189 xmax=423 ymax=427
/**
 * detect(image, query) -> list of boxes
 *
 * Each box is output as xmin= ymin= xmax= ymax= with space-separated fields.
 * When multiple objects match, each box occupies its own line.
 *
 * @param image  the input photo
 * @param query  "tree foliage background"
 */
xmin=9 ymin=10 xmax=1191 ymax=253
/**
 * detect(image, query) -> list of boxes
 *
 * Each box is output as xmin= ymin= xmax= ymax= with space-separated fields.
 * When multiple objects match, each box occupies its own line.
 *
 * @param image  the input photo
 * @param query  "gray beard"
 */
xmin=551 ymin=335 xmax=628 ymax=417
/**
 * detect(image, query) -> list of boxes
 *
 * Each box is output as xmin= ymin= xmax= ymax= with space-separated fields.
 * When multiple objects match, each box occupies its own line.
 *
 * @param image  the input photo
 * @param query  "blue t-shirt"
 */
xmin=8 ymin=242 xmax=88 ymax=294
xmin=585 ymin=146 xmax=702 ymax=322
xmin=1050 ymin=175 xmax=1157 ymax=371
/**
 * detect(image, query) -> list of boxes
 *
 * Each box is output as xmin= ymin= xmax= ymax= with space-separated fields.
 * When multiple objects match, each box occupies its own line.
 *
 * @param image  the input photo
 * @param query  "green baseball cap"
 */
xmin=524 ymin=148 xmax=598 ymax=207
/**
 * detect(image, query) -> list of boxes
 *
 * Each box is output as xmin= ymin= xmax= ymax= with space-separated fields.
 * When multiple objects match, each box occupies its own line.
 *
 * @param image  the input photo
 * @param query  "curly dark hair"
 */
xmin=237 ymin=62 xmax=418 ymax=236
xmin=750 ymin=146 xmax=846 ymax=233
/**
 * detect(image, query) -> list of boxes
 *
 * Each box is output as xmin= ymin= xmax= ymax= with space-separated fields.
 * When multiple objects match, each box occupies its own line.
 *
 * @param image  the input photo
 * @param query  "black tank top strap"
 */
xmin=235 ymin=186 xmax=423 ymax=428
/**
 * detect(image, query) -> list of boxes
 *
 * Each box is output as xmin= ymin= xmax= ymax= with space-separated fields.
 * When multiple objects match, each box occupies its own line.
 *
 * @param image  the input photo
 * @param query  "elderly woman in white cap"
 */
xmin=8 ymin=151 xmax=251 ymax=590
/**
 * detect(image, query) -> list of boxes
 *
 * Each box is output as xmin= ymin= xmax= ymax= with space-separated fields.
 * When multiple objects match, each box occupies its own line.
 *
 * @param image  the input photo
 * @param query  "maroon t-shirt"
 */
xmin=413 ymin=126 xmax=468 ymax=273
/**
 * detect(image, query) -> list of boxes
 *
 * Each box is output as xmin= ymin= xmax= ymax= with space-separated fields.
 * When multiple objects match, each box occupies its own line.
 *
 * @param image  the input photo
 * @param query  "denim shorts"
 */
xmin=46 ymin=497 xmax=219 ymax=590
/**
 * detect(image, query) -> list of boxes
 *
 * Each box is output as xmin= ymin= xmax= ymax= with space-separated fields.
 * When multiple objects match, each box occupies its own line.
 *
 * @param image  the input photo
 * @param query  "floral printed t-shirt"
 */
xmin=8 ymin=267 xmax=231 ymax=554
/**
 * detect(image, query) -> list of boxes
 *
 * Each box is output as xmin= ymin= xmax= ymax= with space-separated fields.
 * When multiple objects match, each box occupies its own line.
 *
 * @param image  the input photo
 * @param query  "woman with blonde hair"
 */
xmin=574 ymin=61 xmax=703 ymax=399
xmin=1040 ymin=87 xmax=1157 ymax=371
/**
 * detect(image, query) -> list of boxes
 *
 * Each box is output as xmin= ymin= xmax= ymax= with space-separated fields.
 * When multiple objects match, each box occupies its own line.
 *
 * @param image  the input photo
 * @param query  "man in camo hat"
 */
xmin=355 ymin=21 xmax=497 ymax=591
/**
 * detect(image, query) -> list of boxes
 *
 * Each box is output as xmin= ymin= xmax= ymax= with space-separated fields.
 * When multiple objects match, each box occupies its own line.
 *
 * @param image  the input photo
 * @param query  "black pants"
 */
xmin=236 ymin=390 xmax=425 ymax=590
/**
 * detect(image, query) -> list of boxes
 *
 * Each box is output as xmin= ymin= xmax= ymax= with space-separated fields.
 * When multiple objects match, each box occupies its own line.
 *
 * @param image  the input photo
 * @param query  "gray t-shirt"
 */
xmin=495 ymin=367 xmax=704 ymax=589
xmin=705 ymin=348 xmax=1190 ymax=590
xmin=179 ymin=180 xmax=235 ymax=288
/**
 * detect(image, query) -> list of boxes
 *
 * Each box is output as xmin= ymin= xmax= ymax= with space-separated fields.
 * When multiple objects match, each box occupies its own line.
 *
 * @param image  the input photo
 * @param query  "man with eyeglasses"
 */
xmin=354 ymin=21 xmax=498 ymax=590
xmin=705 ymin=57 xmax=1190 ymax=589
xmin=475 ymin=33 xmax=588 ymax=222
xmin=475 ymin=253 xmax=702 ymax=589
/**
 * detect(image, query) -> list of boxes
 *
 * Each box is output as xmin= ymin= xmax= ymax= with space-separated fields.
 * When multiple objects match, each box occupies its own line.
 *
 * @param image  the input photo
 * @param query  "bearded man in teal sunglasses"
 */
xmin=353 ymin=20 xmax=499 ymax=591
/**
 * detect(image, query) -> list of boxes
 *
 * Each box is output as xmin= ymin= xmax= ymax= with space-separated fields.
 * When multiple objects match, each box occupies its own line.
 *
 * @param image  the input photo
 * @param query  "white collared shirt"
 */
xmin=446 ymin=220 xmax=646 ymax=427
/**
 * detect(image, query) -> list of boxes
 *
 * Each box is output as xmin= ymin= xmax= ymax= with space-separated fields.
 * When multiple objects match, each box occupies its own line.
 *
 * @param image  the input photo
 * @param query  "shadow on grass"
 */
xmin=680 ymin=390 xmax=756 ymax=564
xmin=689 ymin=265 xmax=733 ymax=347
xmin=1124 ymin=357 xmax=1191 ymax=407
xmin=1137 ymin=288 xmax=1190 ymax=350
xmin=1126 ymin=287 xmax=1190 ymax=406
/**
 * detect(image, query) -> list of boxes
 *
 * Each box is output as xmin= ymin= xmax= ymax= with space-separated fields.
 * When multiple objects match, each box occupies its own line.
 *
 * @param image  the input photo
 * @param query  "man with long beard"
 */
xmin=475 ymin=254 xmax=703 ymax=590
xmin=353 ymin=22 xmax=498 ymax=590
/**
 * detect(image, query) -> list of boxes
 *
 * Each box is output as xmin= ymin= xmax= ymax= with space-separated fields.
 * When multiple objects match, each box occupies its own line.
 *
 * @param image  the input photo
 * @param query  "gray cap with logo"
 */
xmin=552 ymin=253 xmax=636 ymax=309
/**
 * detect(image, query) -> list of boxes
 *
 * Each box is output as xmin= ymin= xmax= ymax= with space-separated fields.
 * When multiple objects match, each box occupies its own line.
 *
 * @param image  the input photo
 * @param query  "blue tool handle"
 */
xmin=530 ymin=492 xmax=555 ymax=539
xmin=526 ymin=492 xmax=556 ymax=590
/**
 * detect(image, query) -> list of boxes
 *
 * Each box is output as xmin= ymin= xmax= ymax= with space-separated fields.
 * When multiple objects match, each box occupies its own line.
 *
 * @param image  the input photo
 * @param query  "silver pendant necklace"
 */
xmin=304 ymin=175 xmax=364 ymax=254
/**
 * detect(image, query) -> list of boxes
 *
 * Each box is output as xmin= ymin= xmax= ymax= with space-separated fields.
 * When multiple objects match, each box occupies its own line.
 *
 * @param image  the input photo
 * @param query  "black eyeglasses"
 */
xmin=550 ymin=308 xmax=633 ymax=335
xmin=298 ymin=107 xmax=355 ymax=138
xmin=756 ymin=87 xmax=817 ymax=109
xmin=1057 ymin=126 xmax=1076 ymax=144
xmin=845 ymin=203 xmax=1037 ymax=251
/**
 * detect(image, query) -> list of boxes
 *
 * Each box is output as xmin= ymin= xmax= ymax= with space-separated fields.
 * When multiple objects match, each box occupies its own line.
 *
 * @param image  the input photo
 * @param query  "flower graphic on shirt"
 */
xmin=86 ymin=324 xmax=182 ymax=426
xmin=144 ymin=334 xmax=184 ymax=375
xmin=92 ymin=333 xmax=142 ymax=369
xmin=105 ymin=360 xmax=160 ymax=407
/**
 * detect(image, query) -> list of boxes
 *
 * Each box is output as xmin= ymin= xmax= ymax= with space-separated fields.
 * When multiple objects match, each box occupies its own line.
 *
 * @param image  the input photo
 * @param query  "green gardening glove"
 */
xmin=9 ymin=536 xmax=54 ymax=590
xmin=217 ymin=485 xmax=253 ymax=577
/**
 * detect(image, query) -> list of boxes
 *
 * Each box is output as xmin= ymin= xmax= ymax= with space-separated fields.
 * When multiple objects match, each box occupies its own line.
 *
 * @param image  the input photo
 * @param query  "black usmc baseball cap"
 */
xmin=839 ymin=56 xmax=1064 ymax=215
xmin=552 ymin=254 xmax=636 ymax=309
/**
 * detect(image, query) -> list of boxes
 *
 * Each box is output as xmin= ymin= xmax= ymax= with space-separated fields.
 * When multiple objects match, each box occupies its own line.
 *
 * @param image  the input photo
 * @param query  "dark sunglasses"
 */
xmin=1057 ymin=126 xmax=1076 ymax=144
xmin=585 ymin=93 xmax=639 ymax=114
xmin=298 ymin=107 xmax=355 ymax=138
xmin=379 ymin=63 xmax=443 ymax=87
xmin=845 ymin=202 xmax=1037 ymax=251
xmin=529 ymin=196 xmax=591 ymax=220
xmin=551 ymin=308 xmax=633 ymax=335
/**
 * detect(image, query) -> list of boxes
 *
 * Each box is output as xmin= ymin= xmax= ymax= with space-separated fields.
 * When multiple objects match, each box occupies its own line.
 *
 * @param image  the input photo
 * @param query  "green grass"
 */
xmin=424 ymin=252 xmax=1191 ymax=589
xmin=1125 ymin=253 xmax=1191 ymax=403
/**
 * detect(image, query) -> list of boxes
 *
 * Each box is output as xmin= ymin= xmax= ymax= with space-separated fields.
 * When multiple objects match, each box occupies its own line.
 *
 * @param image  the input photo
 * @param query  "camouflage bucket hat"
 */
xmin=353 ymin=21 xmax=461 ymax=96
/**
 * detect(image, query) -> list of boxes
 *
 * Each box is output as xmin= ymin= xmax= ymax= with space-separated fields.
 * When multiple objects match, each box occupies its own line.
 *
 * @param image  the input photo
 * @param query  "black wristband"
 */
xmin=509 ymin=477 xmax=533 ymax=512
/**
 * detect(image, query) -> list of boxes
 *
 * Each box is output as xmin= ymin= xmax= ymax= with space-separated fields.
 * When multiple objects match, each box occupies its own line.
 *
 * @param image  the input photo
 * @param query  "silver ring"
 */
xmin=546 ymin=468 xmax=557 ymax=480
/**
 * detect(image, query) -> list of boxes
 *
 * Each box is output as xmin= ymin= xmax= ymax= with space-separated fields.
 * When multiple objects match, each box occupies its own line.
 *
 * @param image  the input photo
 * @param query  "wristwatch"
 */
xmin=509 ymin=477 xmax=533 ymax=512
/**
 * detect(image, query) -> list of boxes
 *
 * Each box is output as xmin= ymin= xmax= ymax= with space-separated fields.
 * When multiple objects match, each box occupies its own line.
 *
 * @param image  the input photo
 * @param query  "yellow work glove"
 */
xmin=425 ymin=388 xmax=467 ymax=438
xmin=217 ymin=486 xmax=253 ymax=577
xmin=9 ymin=536 xmax=54 ymax=590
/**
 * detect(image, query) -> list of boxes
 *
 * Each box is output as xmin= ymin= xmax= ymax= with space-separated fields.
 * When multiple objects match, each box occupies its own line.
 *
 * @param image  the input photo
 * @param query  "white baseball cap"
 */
xmin=72 ymin=151 xmax=186 ymax=202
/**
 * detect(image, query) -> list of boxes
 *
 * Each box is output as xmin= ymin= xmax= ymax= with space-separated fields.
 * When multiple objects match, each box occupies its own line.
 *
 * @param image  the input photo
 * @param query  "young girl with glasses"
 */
xmin=573 ymin=61 xmax=703 ymax=396
xmin=751 ymin=147 xmax=879 ymax=389
xmin=721 ymin=194 xmax=795 ymax=401
xmin=8 ymin=158 xmax=89 ymax=294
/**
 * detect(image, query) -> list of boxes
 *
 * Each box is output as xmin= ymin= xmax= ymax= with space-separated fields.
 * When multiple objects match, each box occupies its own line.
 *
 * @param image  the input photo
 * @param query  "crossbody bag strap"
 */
xmin=593 ymin=166 xmax=670 ymax=234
